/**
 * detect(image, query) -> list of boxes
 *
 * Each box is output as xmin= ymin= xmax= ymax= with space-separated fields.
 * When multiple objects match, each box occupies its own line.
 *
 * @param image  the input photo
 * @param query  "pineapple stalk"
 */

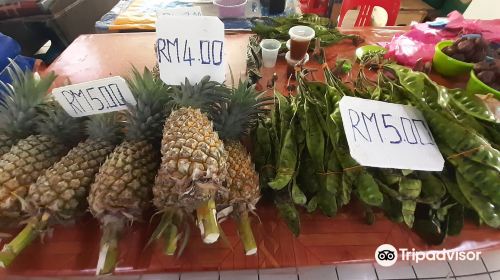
xmin=237 ymin=211 xmax=257 ymax=255
xmin=89 ymin=67 xmax=169 ymax=275
xmin=0 ymin=104 xmax=84 ymax=219
xmin=196 ymin=198 xmax=219 ymax=244
xmin=212 ymin=80 xmax=270 ymax=256
xmin=151 ymin=76 xmax=230 ymax=254
xmin=0 ymin=113 xmax=122 ymax=268
xmin=96 ymin=217 xmax=124 ymax=275
xmin=0 ymin=212 xmax=50 ymax=267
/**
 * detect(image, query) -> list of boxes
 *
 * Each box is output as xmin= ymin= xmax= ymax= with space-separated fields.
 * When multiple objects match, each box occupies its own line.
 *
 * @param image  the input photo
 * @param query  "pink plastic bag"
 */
xmin=381 ymin=24 xmax=455 ymax=66
xmin=382 ymin=11 xmax=500 ymax=66
xmin=446 ymin=11 xmax=500 ymax=42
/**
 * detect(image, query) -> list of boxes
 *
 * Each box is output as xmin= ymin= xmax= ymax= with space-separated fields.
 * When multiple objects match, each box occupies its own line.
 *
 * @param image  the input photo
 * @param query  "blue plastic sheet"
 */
xmin=0 ymin=32 xmax=21 ymax=70
xmin=0 ymin=33 xmax=35 ymax=97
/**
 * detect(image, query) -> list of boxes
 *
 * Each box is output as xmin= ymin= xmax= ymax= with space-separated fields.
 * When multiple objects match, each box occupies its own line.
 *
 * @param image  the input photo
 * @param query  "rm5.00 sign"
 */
xmin=339 ymin=96 xmax=444 ymax=171
xmin=156 ymin=16 xmax=225 ymax=85
xmin=52 ymin=76 xmax=136 ymax=117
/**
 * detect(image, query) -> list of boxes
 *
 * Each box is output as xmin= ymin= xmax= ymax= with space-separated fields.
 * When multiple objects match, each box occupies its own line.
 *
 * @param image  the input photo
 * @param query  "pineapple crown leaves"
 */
xmin=0 ymin=60 xmax=56 ymax=138
xmin=213 ymin=80 xmax=272 ymax=140
xmin=85 ymin=112 xmax=123 ymax=144
xmin=169 ymin=76 xmax=230 ymax=118
xmin=124 ymin=66 xmax=171 ymax=142
xmin=37 ymin=103 xmax=85 ymax=145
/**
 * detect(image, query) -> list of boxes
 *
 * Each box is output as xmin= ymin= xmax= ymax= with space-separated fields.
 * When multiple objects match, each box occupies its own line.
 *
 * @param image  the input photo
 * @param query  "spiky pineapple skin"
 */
xmin=153 ymin=107 xmax=227 ymax=212
xmin=0 ymin=135 xmax=68 ymax=218
xmin=89 ymin=140 xmax=159 ymax=221
xmin=0 ymin=134 xmax=16 ymax=156
xmin=225 ymin=140 xmax=260 ymax=209
xmin=28 ymin=139 xmax=115 ymax=220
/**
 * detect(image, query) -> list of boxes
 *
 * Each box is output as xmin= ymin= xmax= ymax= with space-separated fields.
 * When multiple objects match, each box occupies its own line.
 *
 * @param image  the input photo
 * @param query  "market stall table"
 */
xmin=1 ymin=27 xmax=499 ymax=278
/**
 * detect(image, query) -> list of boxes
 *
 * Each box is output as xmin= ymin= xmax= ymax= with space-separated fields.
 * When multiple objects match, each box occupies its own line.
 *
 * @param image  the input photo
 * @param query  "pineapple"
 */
xmin=213 ymin=80 xmax=270 ymax=255
xmin=88 ymin=67 xmax=169 ymax=275
xmin=0 ymin=103 xmax=84 ymax=220
xmin=150 ymin=76 xmax=229 ymax=253
xmin=0 ymin=61 xmax=56 ymax=156
xmin=0 ymin=113 xmax=122 ymax=267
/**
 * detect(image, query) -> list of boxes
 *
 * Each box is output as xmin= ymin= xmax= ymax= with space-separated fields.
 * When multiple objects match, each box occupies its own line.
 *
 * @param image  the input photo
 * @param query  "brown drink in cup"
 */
xmin=289 ymin=26 xmax=315 ymax=60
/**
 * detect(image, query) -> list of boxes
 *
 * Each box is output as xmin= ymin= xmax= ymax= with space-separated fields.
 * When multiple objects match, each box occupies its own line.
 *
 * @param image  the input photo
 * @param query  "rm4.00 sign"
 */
xmin=157 ymin=38 xmax=223 ymax=66
xmin=339 ymin=96 xmax=444 ymax=171
xmin=156 ymin=16 xmax=225 ymax=85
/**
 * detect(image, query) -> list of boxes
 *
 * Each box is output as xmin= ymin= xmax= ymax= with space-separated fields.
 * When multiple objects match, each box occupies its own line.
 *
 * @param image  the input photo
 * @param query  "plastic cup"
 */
xmin=285 ymin=51 xmax=309 ymax=79
xmin=213 ymin=0 xmax=247 ymax=18
xmin=288 ymin=25 xmax=315 ymax=60
xmin=260 ymin=39 xmax=281 ymax=68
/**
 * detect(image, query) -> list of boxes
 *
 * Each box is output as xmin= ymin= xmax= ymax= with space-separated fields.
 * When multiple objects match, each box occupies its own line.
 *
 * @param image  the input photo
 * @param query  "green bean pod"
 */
xmin=291 ymin=180 xmax=307 ymax=206
xmin=419 ymin=173 xmax=446 ymax=206
xmin=455 ymin=159 xmax=500 ymax=205
xmin=324 ymin=149 xmax=342 ymax=194
xmin=304 ymin=100 xmax=325 ymax=171
xmin=456 ymin=172 xmax=500 ymax=228
xmin=399 ymin=178 xmax=422 ymax=227
xmin=422 ymin=107 xmax=500 ymax=172
xmin=448 ymin=89 xmax=496 ymax=122
xmin=356 ymin=172 xmax=383 ymax=207
xmin=268 ymin=129 xmax=297 ymax=190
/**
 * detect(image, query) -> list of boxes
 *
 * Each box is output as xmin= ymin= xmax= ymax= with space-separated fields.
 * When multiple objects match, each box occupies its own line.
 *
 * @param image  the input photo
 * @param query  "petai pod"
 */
xmin=268 ymin=129 xmax=297 ymax=190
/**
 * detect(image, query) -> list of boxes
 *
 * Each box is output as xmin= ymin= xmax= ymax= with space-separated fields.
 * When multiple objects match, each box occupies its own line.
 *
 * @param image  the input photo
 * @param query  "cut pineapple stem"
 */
xmin=164 ymin=224 xmax=178 ymax=256
xmin=96 ymin=218 xmax=124 ymax=275
xmin=0 ymin=212 xmax=50 ymax=268
xmin=237 ymin=211 xmax=257 ymax=256
xmin=196 ymin=199 xmax=220 ymax=244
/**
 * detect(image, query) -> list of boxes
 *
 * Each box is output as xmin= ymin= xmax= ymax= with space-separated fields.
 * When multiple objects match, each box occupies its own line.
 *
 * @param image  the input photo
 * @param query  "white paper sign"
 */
xmin=157 ymin=7 xmax=202 ymax=17
xmin=339 ymin=96 xmax=444 ymax=171
xmin=52 ymin=76 xmax=136 ymax=117
xmin=156 ymin=16 xmax=225 ymax=85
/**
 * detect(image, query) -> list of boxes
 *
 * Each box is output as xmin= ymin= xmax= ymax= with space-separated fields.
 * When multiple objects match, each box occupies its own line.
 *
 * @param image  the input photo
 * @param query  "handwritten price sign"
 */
xmin=156 ymin=16 xmax=225 ymax=85
xmin=339 ymin=96 xmax=444 ymax=171
xmin=157 ymin=7 xmax=202 ymax=17
xmin=52 ymin=76 xmax=136 ymax=117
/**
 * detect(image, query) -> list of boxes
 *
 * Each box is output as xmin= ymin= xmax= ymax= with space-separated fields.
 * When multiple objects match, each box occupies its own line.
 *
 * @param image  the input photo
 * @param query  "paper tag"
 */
xmin=339 ymin=96 xmax=444 ymax=171
xmin=52 ymin=76 xmax=136 ymax=118
xmin=156 ymin=16 xmax=225 ymax=85
xmin=157 ymin=7 xmax=202 ymax=17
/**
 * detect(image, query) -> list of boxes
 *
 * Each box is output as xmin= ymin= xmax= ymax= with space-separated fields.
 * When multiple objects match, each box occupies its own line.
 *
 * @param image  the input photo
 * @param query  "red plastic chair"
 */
xmin=299 ymin=0 xmax=330 ymax=16
xmin=338 ymin=0 xmax=401 ymax=27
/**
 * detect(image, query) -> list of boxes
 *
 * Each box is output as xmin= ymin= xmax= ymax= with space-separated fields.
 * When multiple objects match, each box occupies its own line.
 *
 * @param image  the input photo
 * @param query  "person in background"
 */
xmin=0 ymin=32 xmax=35 ymax=86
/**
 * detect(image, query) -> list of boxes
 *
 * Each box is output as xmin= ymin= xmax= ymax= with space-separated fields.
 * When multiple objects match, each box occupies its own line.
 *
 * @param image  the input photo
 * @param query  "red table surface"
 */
xmin=1 ymin=28 xmax=499 ymax=277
